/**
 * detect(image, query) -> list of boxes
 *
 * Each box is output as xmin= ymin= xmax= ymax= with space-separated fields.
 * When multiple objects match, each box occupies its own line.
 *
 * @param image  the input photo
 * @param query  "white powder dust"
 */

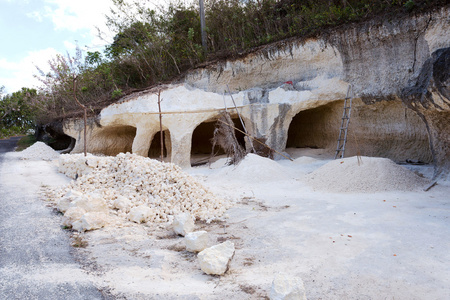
xmin=19 ymin=142 xmax=60 ymax=161
xmin=211 ymin=153 xmax=294 ymax=182
xmin=305 ymin=156 xmax=430 ymax=193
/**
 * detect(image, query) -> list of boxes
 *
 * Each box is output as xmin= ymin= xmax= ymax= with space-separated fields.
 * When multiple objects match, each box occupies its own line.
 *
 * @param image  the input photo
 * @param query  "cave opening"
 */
xmin=93 ymin=125 xmax=137 ymax=156
xmin=285 ymin=100 xmax=432 ymax=162
xmin=191 ymin=117 xmax=246 ymax=165
xmin=148 ymin=130 xmax=171 ymax=160
xmin=286 ymin=103 xmax=338 ymax=152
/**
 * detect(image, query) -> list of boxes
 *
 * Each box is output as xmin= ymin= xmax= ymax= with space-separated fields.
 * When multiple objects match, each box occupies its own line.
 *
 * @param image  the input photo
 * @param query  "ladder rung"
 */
xmin=335 ymin=84 xmax=353 ymax=160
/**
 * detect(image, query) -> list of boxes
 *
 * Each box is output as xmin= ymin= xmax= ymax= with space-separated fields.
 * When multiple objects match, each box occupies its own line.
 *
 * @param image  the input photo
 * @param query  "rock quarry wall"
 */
xmin=63 ymin=6 xmax=449 ymax=178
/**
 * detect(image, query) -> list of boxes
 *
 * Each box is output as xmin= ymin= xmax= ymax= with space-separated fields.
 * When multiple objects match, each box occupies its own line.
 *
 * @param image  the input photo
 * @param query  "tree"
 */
xmin=0 ymin=87 xmax=37 ymax=137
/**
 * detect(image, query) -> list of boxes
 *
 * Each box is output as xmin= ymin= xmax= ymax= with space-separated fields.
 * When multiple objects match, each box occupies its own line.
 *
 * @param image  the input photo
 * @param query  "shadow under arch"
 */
xmin=148 ymin=129 xmax=172 ymax=161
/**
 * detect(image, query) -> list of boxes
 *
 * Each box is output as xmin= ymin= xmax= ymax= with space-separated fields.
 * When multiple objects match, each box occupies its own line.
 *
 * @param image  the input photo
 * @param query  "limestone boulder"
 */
xmin=269 ymin=273 xmax=307 ymax=300
xmin=62 ymin=207 xmax=86 ymax=228
xmin=198 ymin=241 xmax=235 ymax=275
xmin=172 ymin=212 xmax=195 ymax=236
xmin=185 ymin=231 xmax=209 ymax=252
xmin=72 ymin=212 xmax=109 ymax=232
xmin=69 ymin=192 xmax=109 ymax=213
xmin=57 ymin=189 xmax=83 ymax=213
xmin=127 ymin=205 xmax=155 ymax=223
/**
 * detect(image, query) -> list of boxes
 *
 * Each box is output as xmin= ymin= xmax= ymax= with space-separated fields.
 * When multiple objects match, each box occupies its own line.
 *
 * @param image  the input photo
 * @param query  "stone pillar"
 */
xmin=241 ymin=103 xmax=293 ymax=156
xmin=165 ymin=113 xmax=215 ymax=168
xmin=169 ymin=129 xmax=195 ymax=168
xmin=132 ymin=125 xmax=157 ymax=157
xmin=164 ymin=130 xmax=172 ymax=160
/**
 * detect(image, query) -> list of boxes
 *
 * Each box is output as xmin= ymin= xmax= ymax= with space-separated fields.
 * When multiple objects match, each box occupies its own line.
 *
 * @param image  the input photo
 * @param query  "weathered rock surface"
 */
xmin=185 ymin=231 xmax=209 ymax=252
xmin=172 ymin=212 xmax=195 ymax=236
xmin=69 ymin=193 xmax=109 ymax=214
xmin=127 ymin=205 xmax=155 ymax=223
xmin=71 ymin=212 xmax=109 ymax=232
xmin=62 ymin=207 xmax=86 ymax=228
xmin=198 ymin=241 xmax=235 ymax=275
xmin=401 ymin=47 xmax=450 ymax=180
xmin=270 ymin=273 xmax=307 ymax=300
xmin=57 ymin=189 xmax=83 ymax=213
xmin=63 ymin=6 xmax=449 ymax=178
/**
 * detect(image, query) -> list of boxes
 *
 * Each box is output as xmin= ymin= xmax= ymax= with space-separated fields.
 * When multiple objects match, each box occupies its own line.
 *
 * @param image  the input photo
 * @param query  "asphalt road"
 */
xmin=0 ymin=137 xmax=105 ymax=299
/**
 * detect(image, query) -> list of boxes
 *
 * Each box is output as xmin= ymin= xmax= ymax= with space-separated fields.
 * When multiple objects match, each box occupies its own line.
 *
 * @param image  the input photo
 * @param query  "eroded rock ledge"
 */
xmin=64 ymin=6 xmax=449 ymax=179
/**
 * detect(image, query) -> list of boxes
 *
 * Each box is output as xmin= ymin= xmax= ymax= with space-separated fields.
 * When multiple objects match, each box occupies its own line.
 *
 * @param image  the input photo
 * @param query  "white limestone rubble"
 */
xmin=172 ymin=212 xmax=195 ymax=236
xmin=198 ymin=241 xmax=235 ymax=275
xmin=185 ymin=231 xmax=209 ymax=252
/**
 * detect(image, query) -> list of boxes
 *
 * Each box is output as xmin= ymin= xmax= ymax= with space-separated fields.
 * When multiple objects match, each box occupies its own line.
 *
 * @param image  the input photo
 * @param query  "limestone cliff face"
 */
xmin=64 ymin=6 xmax=449 ymax=178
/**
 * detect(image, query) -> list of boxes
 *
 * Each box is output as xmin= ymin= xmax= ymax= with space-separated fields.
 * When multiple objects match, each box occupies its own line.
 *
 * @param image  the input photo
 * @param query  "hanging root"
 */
xmin=210 ymin=112 xmax=246 ymax=165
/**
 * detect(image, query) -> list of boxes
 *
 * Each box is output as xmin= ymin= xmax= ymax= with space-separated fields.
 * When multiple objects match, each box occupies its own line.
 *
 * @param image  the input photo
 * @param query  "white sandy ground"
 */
xmin=2 ymin=147 xmax=450 ymax=299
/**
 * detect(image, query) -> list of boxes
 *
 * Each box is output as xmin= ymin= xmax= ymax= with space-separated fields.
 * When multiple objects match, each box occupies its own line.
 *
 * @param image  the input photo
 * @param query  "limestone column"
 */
xmin=166 ymin=113 xmax=215 ymax=168
xmin=132 ymin=125 xmax=157 ymax=157
xmin=164 ymin=130 xmax=172 ymax=160
xmin=169 ymin=128 xmax=195 ymax=168
xmin=242 ymin=103 xmax=293 ymax=156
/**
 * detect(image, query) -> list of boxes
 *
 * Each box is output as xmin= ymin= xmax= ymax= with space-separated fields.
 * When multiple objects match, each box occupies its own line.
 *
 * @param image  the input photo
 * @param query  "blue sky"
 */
xmin=0 ymin=0 xmax=115 ymax=94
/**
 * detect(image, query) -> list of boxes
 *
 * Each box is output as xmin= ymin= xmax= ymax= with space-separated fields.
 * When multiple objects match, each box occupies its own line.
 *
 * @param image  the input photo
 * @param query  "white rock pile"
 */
xmin=306 ymin=156 xmax=430 ymax=193
xmin=58 ymin=153 xmax=107 ymax=179
xmin=19 ymin=142 xmax=60 ymax=161
xmin=48 ymin=153 xmax=231 ymax=230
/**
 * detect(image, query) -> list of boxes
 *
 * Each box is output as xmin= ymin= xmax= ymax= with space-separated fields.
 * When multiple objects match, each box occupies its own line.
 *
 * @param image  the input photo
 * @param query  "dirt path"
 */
xmin=0 ymin=138 xmax=105 ymax=300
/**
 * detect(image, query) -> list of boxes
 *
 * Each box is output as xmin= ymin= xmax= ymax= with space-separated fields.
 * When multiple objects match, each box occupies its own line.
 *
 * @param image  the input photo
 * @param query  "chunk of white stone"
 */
xmin=72 ymin=212 xmax=109 ymax=232
xmin=62 ymin=207 xmax=86 ymax=227
xmin=127 ymin=205 xmax=155 ymax=223
xmin=172 ymin=212 xmax=195 ymax=236
xmin=269 ymin=273 xmax=307 ymax=300
xmin=198 ymin=241 xmax=235 ymax=275
xmin=69 ymin=193 xmax=109 ymax=213
xmin=113 ymin=195 xmax=132 ymax=213
xmin=57 ymin=189 xmax=84 ymax=213
xmin=185 ymin=231 xmax=209 ymax=252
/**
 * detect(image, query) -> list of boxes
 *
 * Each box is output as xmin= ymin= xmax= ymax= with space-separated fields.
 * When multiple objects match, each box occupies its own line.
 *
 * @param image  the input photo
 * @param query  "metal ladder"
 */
xmin=334 ymin=84 xmax=353 ymax=159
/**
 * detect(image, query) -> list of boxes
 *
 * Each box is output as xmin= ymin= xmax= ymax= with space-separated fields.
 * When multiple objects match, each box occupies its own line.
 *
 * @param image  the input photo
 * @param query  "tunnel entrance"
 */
xmin=286 ymin=104 xmax=336 ymax=150
xmin=191 ymin=117 xmax=246 ymax=165
xmin=285 ymin=100 xmax=432 ymax=163
xmin=92 ymin=125 xmax=137 ymax=156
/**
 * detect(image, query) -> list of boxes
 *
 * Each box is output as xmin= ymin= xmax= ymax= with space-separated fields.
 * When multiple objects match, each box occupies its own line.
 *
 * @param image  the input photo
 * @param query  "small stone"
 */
xmin=72 ymin=212 xmax=109 ymax=232
xmin=128 ymin=205 xmax=155 ymax=223
xmin=172 ymin=212 xmax=195 ymax=236
xmin=198 ymin=241 xmax=235 ymax=275
xmin=269 ymin=273 xmax=307 ymax=300
xmin=185 ymin=231 xmax=209 ymax=252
